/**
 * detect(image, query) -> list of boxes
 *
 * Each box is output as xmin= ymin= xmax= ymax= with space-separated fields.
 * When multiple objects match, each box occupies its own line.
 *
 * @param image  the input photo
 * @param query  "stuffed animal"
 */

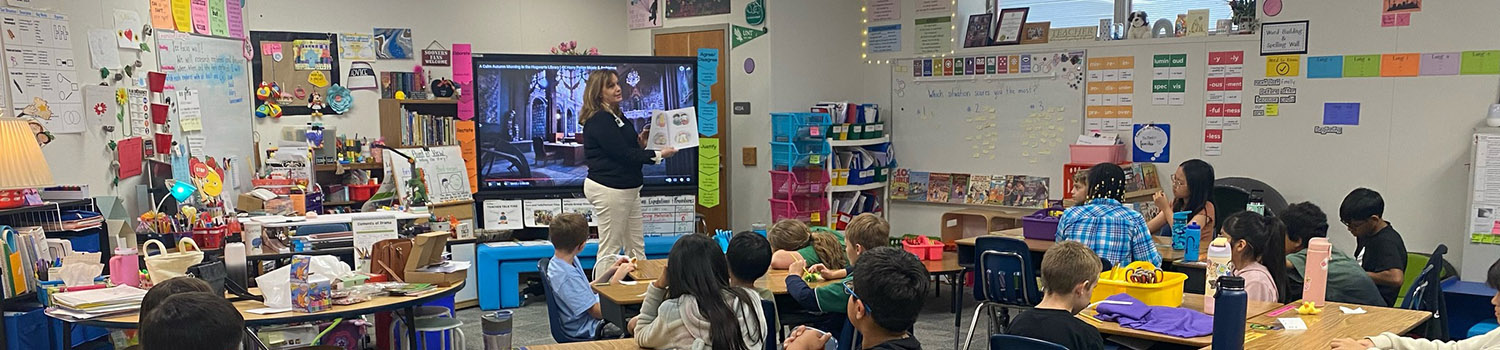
xmin=1128 ymin=11 xmax=1152 ymax=39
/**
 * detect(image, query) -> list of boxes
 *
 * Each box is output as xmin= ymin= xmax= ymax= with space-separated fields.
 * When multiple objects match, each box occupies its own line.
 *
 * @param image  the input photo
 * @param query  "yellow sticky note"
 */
xmin=1266 ymin=55 xmax=1301 ymax=77
xmin=1265 ymin=103 xmax=1279 ymax=116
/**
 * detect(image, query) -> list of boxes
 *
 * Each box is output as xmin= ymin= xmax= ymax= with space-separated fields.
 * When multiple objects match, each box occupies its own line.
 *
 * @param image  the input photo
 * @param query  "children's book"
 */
xmin=907 ymin=171 xmax=930 ymax=201
xmin=1139 ymin=163 xmax=1160 ymax=190
xmin=927 ymin=173 xmax=951 ymax=203
xmin=949 ymin=173 xmax=969 ymax=204
xmin=890 ymin=168 xmax=911 ymax=200
xmin=967 ymin=175 xmax=992 ymax=205
xmin=1018 ymin=176 xmax=1051 ymax=208
xmin=985 ymin=176 xmax=1008 ymax=205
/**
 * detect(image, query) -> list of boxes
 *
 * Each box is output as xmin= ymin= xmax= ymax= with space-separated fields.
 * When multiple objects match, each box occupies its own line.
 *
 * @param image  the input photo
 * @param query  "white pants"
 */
xmin=584 ymin=178 xmax=644 ymax=280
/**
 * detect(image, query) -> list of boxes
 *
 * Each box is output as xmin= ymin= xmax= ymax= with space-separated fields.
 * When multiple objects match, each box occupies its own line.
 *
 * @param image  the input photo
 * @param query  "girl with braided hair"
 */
xmin=1055 ymin=162 xmax=1162 ymax=267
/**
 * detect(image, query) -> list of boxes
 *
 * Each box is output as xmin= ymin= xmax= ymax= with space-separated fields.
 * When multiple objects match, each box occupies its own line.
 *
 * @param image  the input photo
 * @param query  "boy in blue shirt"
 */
xmin=548 ymin=213 xmax=635 ymax=340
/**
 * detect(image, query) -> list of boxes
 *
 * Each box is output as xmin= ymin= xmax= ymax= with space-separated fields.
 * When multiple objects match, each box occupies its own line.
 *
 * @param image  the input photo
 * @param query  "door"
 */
xmin=654 ymin=29 xmax=730 ymax=232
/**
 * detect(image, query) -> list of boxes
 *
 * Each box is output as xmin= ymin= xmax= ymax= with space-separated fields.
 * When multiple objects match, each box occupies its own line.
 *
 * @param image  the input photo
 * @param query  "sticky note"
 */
xmin=1323 ymin=102 xmax=1360 ymax=125
xmin=1266 ymin=55 xmax=1300 ymax=77
xmin=1264 ymin=104 xmax=1279 ymax=116
xmin=1461 ymin=50 xmax=1500 ymax=75
xmin=1343 ymin=55 xmax=1381 ymax=77
xmin=1308 ymin=56 xmax=1343 ymax=78
xmin=1380 ymin=53 xmax=1420 ymax=77
xmin=1421 ymin=53 xmax=1461 ymax=76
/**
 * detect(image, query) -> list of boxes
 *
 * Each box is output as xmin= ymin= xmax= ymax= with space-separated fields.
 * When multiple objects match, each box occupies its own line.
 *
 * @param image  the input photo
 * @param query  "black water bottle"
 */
xmin=1212 ymin=275 xmax=1248 ymax=350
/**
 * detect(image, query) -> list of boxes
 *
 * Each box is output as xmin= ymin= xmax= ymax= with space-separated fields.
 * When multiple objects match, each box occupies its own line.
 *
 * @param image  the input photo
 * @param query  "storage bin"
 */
xmin=1069 ymin=144 xmax=1127 ymax=164
xmin=771 ymin=141 xmax=832 ymax=170
xmin=901 ymin=235 xmax=944 ymax=261
xmin=769 ymin=196 xmax=830 ymax=224
xmin=348 ymin=184 xmax=379 ymax=201
xmin=770 ymin=169 xmax=831 ymax=198
xmin=830 ymin=168 xmax=850 ymax=186
xmin=1090 ymin=261 xmax=1188 ymax=307
xmin=874 ymin=167 xmax=890 ymax=183
xmin=1062 ymin=162 xmax=1133 ymax=200
xmin=862 ymin=123 xmax=885 ymax=138
xmin=772 ymin=112 xmax=833 ymax=142
xmin=192 ymin=226 xmax=227 ymax=250
xmin=830 ymin=124 xmax=851 ymax=140
xmin=1021 ymin=206 xmax=1065 ymax=241
xmin=849 ymin=124 xmax=866 ymax=140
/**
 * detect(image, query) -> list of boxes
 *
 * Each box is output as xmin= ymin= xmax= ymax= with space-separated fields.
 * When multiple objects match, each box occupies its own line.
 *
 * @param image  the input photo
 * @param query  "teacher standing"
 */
xmin=580 ymin=69 xmax=677 ymax=279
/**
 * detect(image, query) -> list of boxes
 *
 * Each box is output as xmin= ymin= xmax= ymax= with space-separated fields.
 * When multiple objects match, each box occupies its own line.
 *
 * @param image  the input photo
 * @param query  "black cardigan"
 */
xmin=582 ymin=111 xmax=657 ymax=189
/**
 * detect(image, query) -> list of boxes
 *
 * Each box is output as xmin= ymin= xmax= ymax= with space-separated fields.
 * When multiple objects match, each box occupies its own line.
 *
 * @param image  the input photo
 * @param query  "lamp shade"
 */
xmin=0 ymin=118 xmax=53 ymax=190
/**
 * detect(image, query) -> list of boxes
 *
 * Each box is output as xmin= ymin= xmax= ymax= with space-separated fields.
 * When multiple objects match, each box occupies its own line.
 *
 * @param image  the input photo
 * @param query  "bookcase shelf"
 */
xmin=378 ymin=98 xmax=461 ymax=149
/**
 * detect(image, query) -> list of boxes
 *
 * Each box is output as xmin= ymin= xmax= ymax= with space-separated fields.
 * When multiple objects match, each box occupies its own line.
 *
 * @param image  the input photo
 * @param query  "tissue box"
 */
xmin=291 ymin=276 xmax=331 ymax=313
xmin=290 ymin=255 xmax=312 ymax=282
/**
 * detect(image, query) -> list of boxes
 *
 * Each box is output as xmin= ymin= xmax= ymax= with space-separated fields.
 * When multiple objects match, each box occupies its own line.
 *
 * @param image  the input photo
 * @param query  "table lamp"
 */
xmin=0 ymin=118 xmax=54 ymax=209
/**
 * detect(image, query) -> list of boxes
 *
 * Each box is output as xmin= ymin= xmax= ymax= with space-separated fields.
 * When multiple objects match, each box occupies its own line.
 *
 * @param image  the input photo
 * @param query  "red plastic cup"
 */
xmin=155 ymin=132 xmax=172 ymax=154
xmin=148 ymin=72 xmax=166 ymax=92
xmin=151 ymin=103 xmax=169 ymax=124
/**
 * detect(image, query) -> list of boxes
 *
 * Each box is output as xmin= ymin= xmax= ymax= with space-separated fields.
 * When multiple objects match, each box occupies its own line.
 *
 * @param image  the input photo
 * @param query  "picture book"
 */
xmin=1018 ymin=176 xmax=1051 ymax=208
xmin=985 ymin=176 xmax=1008 ymax=205
xmin=890 ymin=168 xmax=911 ymax=200
xmin=1139 ymin=163 xmax=1160 ymax=190
xmin=927 ymin=173 xmax=951 ymax=203
xmin=949 ymin=173 xmax=970 ymax=204
xmin=967 ymin=175 xmax=992 ymax=205
xmin=908 ymin=171 xmax=930 ymax=201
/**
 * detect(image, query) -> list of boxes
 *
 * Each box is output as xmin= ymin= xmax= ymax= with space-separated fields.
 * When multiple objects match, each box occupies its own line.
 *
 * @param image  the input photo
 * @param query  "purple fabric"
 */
xmin=1094 ymin=293 xmax=1215 ymax=338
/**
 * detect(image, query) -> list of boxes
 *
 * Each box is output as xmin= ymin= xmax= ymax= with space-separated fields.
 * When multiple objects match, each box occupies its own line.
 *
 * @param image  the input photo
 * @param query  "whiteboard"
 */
xmin=155 ymin=32 xmax=254 ymax=196
xmin=385 ymin=146 xmax=474 ymax=205
xmin=890 ymin=50 xmax=1087 ymax=199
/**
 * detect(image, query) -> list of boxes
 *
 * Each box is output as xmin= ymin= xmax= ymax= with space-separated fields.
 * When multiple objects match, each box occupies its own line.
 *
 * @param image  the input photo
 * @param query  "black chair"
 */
xmin=1212 ymin=177 xmax=1289 ymax=224
xmin=537 ymin=259 xmax=592 ymax=343
xmin=762 ymin=300 xmax=778 ymax=350
xmin=1400 ymin=245 xmax=1450 ymax=341
xmin=532 ymin=137 xmax=559 ymax=166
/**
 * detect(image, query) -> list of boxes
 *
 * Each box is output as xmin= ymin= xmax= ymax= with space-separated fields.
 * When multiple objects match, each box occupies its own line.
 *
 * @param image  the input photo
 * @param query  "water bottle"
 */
xmin=1181 ymin=223 xmax=1202 ymax=262
xmin=109 ymin=247 xmax=140 ymax=287
xmin=1247 ymin=191 xmax=1265 ymax=215
xmin=1304 ymin=237 xmax=1332 ymax=306
xmin=752 ymin=222 xmax=768 ymax=237
xmin=482 ymin=310 xmax=513 ymax=350
xmin=1211 ymin=276 xmax=1248 ymax=350
xmin=1204 ymin=237 xmax=1232 ymax=314
xmin=1169 ymin=211 xmax=1191 ymax=249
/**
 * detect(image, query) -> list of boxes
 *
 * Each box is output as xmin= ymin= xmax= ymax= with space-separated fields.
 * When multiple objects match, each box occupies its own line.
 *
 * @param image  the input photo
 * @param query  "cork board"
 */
xmin=249 ymin=31 xmax=342 ymax=116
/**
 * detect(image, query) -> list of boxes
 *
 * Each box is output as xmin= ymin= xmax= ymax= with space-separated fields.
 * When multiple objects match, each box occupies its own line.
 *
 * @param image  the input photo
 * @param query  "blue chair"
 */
xmin=762 ymin=300 xmax=778 ymax=350
xmin=537 ymin=259 xmax=592 ymax=343
xmin=964 ymin=236 xmax=1041 ymax=350
xmin=989 ymin=334 xmax=1066 ymax=350
xmin=1400 ymin=245 xmax=1450 ymax=340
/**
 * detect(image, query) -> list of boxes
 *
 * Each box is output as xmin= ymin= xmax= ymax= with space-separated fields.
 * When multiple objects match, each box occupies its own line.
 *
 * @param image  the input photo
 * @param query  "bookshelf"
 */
xmin=377 ymin=98 xmax=460 ymax=148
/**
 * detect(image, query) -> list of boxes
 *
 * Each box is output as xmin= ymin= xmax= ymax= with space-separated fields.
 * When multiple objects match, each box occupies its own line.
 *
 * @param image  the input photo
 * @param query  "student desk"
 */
xmin=1220 ymin=301 xmax=1432 ymax=349
xmin=51 ymin=283 xmax=464 ymax=350
xmin=628 ymin=259 xmax=667 ymax=281
xmin=954 ymin=228 xmax=1187 ymax=268
xmin=1441 ymin=279 xmax=1497 ymax=339
xmin=521 ymin=338 xmax=644 ymax=350
xmin=1077 ymin=293 xmax=1282 ymax=348
xmin=592 ymin=269 xmax=838 ymax=328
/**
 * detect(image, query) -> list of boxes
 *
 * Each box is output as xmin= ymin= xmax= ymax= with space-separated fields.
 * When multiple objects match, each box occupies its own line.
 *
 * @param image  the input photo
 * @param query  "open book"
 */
xmin=645 ymin=107 xmax=700 ymax=150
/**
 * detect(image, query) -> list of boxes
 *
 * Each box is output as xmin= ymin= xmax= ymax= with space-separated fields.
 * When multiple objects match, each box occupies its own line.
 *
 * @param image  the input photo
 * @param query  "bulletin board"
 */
xmin=889 ymin=50 xmax=1088 ymax=200
xmin=249 ymin=30 xmax=341 ymax=116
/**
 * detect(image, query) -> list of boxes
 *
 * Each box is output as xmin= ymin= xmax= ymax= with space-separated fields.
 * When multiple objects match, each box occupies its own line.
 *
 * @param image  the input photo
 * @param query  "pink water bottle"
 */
xmin=1304 ymin=237 xmax=1331 ymax=306
xmin=109 ymin=247 xmax=140 ymax=287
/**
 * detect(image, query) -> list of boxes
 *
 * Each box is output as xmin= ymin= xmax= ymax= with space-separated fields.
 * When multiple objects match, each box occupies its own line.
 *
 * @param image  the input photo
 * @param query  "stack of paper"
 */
xmin=48 ymin=285 xmax=147 ymax=320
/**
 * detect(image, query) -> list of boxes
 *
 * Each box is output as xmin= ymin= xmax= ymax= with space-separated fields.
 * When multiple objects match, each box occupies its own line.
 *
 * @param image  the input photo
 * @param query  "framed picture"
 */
xmin=964 ymin=13 xmax=995 ymax=48
xmin=994 ymin=8 xmax=1029 ymax=45
xmin=1260 ymin=20 xmax=1309 ymax=55
xmin=1020 ymin=21 xmax=1050 ymax=44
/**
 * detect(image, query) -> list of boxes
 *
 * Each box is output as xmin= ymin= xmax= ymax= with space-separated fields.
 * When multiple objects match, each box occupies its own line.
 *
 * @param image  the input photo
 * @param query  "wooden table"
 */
xmin=521 ymin=338 xmax=644 ymax=350
xmin=1213 ymin=301 xmax=1432 ymax=349
xmin=628 ymin=259 xmax=667 ymax=281
xmin=544 ymin=142 xmax=586 ymax=166
xmin=1079 ymin=293 xmax=1283 ymax=348
xmin=954 ymin=228 xmax=1187 ymax=267
xmin=593 ymin=269 xmax=839 ymax=327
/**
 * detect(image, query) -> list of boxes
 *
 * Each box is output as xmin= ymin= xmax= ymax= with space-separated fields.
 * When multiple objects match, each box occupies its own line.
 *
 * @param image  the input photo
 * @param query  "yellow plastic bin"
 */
xmin=1089 ymin=261 xmax=1187 ymax=307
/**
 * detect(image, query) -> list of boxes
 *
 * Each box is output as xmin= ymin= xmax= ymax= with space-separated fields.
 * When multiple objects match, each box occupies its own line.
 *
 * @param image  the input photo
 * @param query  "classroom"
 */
xmin=1 ymin=0 xmax=1499 ymax=349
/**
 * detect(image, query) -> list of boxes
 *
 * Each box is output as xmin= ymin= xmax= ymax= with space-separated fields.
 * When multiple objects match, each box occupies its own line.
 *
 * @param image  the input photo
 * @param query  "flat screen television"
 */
xmin=472 ymin=54 xmax=699 ymax=193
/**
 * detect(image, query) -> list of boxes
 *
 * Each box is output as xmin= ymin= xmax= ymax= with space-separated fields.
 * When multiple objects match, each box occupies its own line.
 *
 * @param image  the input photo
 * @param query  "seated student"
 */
xmin=769 ymin=219 xmax=848 ymax=271
xmin=1056 ymin=162 xmax=1162 ymax=267
xmin=139 ymin=292 xmax=243 ymax=350
xmin=630 ymin=234 xmax=766 ymax=350
xmin=1279 ymin=202 xmax=1386 ymax=306
xmin=1221 ymin=211 xmax=1290 ymax=303
xmin=548 ymin=213 xmax=636 ymax=340
xmin=784 ymin=247 xmax=928 ymax=350
xmin=1007 ymin=241 xmax=1106 ymax=350
xmin=141 ymin=277 xmax=212 ymax=315
xmin=727 ymin=231 xmax=775 ymax=301
xmin=1341 ymin=188 xmax=1407 ymax=306
xmin=1330 ymin=257 xmax=1500 ymax=349
xmin=1147 ymin=159 xmax=1217 ymax=254
xmin=786 ymin=213 xmax=888 ymax=316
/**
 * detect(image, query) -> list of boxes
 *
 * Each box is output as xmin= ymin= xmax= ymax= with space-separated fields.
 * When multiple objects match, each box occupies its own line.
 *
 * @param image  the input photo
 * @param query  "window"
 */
xmin=989 ymin=0 xmax=1231 ymax=30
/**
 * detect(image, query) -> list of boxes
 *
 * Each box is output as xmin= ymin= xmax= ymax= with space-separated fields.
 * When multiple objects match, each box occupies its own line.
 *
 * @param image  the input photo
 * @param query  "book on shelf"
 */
xmin=907 ymin=171 xmax=929 ymax=201
xmin=966 ymin=175 xmax=992 ymax=205
xmin=889 ymin=169 xmax=910 ymax=200
xmin=949 ymin=174 xmax=969 ymax=204
xmin=380 ymin=72 xmax=426 ymax=99
xmin=927 ymin=173 xmax=951 ymax=203
xmin=400 ymin=107 xmax=458 ymax=147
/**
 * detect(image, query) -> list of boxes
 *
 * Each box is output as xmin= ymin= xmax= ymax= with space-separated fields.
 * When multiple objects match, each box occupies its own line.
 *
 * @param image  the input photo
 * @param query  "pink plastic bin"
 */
xmin=769 ymin=197 xmax=830 ymax=224
xmin=1069 ymin=144 xmax=1127 ymax=164
xmin=770 ymin=169 xmax=830 ymax=199
xmin=902 ymin=236 xmax=945 ymax=261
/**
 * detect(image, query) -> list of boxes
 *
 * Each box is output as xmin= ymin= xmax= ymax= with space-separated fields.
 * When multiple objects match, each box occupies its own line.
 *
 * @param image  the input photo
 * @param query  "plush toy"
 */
xmin=1128 ymin=11 xmax=1152 ymax=39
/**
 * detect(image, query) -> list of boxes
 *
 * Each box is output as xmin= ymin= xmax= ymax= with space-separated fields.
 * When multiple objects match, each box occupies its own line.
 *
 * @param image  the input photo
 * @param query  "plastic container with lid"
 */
xmin=1304 ymin=237 xmax=1332 ymax=306
xmin=1204 ymin=236 xmax=1233 ymax=314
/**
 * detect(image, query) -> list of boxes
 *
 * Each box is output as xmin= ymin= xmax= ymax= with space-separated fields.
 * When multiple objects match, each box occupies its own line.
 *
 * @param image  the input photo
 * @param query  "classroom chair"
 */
xmin=963 ymin=236 xmax=1041 ymax=350
xmin=1396 ymin=250 xmax=1458 ymax=307
xmin=406 ymin=317 xmax=465 ymax=350
xmin=538 ymin=259 xmax=593 ymax=343
xmin=989 ymin=334 xmax=1067 ymax=350
xmin=389 ymin=306 xmax=457 ymax=350
xmin=762 ymin=299 xmax=778 ymax=350
xmin=1400 ymin=244 xmax=1451 ymax=340
xmin=1211 ymin=177 xmax=1289 ymax=223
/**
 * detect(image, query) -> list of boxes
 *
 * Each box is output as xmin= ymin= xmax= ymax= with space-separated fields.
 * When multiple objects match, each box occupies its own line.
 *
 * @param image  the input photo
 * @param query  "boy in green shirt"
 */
xmin=1280 ymin=202 xmax=1387 ymax=306
xmin=786 ymin=213 xmax=889 ymax=314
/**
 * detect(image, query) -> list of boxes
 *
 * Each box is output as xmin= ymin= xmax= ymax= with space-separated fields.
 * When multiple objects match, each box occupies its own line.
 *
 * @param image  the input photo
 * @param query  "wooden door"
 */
xmin=654 ymin=29 xmax=730 ymax=232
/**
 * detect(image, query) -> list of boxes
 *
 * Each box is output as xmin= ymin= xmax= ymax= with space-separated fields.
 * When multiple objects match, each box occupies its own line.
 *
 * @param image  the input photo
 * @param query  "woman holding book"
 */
xmin=580 ymin=69 xmax=678 ymax=279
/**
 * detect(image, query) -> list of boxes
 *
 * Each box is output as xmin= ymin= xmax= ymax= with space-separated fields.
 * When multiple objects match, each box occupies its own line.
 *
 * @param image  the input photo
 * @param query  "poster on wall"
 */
xmin=915 ymin=16 xmax=952 ymax=54
xmin=292 ymin=40 xmax=333 ymax=71
xmin=868 ymin=24 xmax=901 ymax=54
xmin=629 ymin=0 xmax=663 ymax=29
xmin=482 ymin=199 xmax=524 ymax=230
xmin=339 ymin=33 xmax=376 ymax=60
xmin=666 ymin=0 xmax=730 ymax=18
xmin=374 ymin=28 xmax=413 ymax=59
xmin=2 ymin=7 xmax=81 ymax=134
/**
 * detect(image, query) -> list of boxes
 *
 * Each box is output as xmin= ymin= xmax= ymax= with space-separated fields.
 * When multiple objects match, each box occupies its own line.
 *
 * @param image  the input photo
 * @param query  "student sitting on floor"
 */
xmin=548 ymin=213 xmax=636 ymax=340
xmin=1056 ymin=162 xmax=1162 ymax=267
xmin=727 ymin=230 xmax=776 ymax=301
xmin=1221 ymin=211 xmax=1291 ymax=303
xmin=786 ymin=214 xmax=888 ymax=316
xmin=784 ymin=247 xmax=928 ymax=350
xmin=1007 ymin=241 xmax=1107 ymax=350
xmin=1279 ymin=202 xmax=1386 ymax=306
xmin=1341 ymin=188 xmax=1408 ymax=306
xmin=630 ymin=234 xmax=766 ymax=350
xmin=769 ymin=219 xmax=848 ymax=270
xmin=139 ymin=292 xmax=244 ymax=350
xmin=1330 ymin=257 xmax=1500 ymax=349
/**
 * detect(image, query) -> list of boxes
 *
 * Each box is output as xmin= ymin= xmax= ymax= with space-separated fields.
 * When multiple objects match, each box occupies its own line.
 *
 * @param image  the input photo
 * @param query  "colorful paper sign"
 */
xmin=226 ymin=0 xmax=243 ymax=38
xmin=697 ymin=138 xmax=721 ymax=208
xmin=1323 ymin=102 xmax=1361 ymax=125
xmin=150 ymin=0 xmax=173 ymax=29
xmin=915 ymin=16 xmax=952 ymax=54
xmin=208 ymin=0 xmax=226 ymax=37
xmin=867 ymin=24 xmax=902 ymax=54
xmin=171 ymin=0 xmax=192 ymax=32
xmin=1380 ymin=53 xmax=1419 ymax=77
xmin=1461 ymin=50 xmax=1500 ymax=75
xmin=454 ymin=43 xmax=474 ymax=120
xmin=118 ymin=137 xmax=143 ymax=178
xmin=1132 ymin=124 xmax=1170 ymax=163
xmin=456 ymin=120 xmax=477 ymax=194
xmin=1265 ymin=55 xmax=1300 ymax=77
xmin=1307 ymin=56 xmax=1343 ymax=78
xmin=190 ymin=0 xmax=210 ymax=35
xmin=1342 ymin=55 xmax=1381 ymax=77
xmin=697 ymin=48 xmax=719 ymax=137
xmin=1420 ymin=52 xmax=1460 ymax=76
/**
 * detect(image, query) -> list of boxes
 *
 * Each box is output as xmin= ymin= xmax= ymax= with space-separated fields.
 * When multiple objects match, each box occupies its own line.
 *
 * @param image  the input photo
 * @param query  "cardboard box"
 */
xmin=290 ymin=275 xmax=331 ymax=313
xmin=403 ymin=232 xmax=467 ymax=286
xmin=430 ymin=200 xmax=475 ymax=221
xmin=238 ymin=193 xmax=266 ymax=211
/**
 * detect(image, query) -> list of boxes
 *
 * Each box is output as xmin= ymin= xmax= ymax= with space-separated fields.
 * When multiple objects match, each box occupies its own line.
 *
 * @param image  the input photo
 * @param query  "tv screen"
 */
xmin=472 ymin=54 xmax=698 ymax=192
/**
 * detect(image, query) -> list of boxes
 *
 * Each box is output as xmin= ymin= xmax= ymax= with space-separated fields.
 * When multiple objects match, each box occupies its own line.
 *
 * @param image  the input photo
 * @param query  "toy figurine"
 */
xmin=1128 ymin=11 xmax=1152 ymax=39
xmin=307 ymin=93 xmax=327 ymax=117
